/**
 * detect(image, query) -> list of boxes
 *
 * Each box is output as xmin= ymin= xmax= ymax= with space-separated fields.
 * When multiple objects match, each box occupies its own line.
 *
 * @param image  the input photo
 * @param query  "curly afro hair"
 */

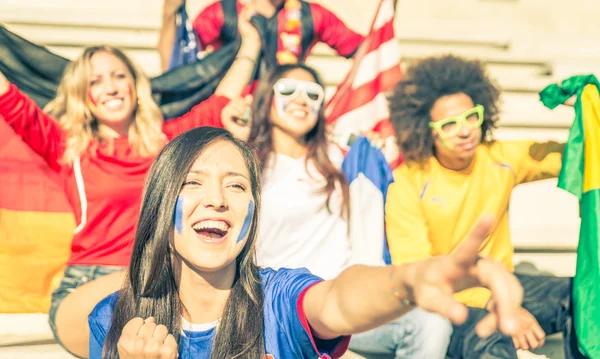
xmin=390 ymin=55 xmax=501 ymax=163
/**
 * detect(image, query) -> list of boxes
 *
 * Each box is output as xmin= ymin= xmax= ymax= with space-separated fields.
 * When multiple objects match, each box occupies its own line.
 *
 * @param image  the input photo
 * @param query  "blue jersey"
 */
xmin=89 ymin=267 xmax=350 ymax=358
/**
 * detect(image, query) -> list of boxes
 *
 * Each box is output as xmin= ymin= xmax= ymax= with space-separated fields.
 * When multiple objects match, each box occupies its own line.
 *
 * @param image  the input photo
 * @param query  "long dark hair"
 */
xmin=248 ymin=63 xmax=349 ymax=218
xmin=103 ymin=127 xmax=265 ymax=359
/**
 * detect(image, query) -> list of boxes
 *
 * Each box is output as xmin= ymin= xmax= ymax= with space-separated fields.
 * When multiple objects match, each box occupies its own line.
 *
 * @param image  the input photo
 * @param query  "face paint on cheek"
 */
xmin=128 ymin=83 xmax=136 ymax=104
xmin=237 ymin=200 xmax=255 ymax=243
xmin=88 ymin=92 xmax=98 ymax=111
xmin=174 ymin=195 xmax=184 ymax=235
xmin=273 ymin=95 xmax=289 ymax=118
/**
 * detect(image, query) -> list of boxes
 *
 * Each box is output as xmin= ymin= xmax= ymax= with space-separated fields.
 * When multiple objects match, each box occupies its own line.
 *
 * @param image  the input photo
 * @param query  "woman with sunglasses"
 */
xmin=386 ymin=55 xmax=583 ymax=359
xmin=220 ymin=63 xmax=453 ymax=358
xmin=89 ymin=126 xmax=524 ymax=359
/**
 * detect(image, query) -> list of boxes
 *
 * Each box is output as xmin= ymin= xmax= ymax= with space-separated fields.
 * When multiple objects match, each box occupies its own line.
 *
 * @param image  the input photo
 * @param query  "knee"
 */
xmin=402 ymin=309 xmax=452 ymax=357
xmin=412 ymin=308 xmax=453 ymax=339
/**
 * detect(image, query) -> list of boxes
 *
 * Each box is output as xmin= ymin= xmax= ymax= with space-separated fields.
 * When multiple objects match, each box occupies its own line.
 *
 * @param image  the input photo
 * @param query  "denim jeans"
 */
xmin=447 ymin=274 xmax=586 ymax=359
xmin=48 ymin=265 xmax=124 ymax=353
xmin=348 ymin=308 xmax=452 ymax=359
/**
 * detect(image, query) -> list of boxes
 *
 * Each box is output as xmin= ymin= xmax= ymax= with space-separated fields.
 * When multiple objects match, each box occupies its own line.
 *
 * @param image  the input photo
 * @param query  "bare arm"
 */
xmin=213 ymin=5 xmax=261 ymax=99
xmin=304 ymin=215 xmax=523 ymax=340
xmin=157 ymin=0 xmax=185 ymax=72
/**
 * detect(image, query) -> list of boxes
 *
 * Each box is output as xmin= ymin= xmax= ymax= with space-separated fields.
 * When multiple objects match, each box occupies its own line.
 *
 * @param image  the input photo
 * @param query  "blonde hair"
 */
xmin=44 ymin=45 xmax=165 ymax=165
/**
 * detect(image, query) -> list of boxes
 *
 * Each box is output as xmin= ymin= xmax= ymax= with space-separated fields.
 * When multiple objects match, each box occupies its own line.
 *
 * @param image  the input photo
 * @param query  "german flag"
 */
xmin=541 ymin=75 xmax=600 ymax=358
xmin=0 ymin=120 xmax=74 ymax=313
xmin=0 ymin=25 xmax=237 ymax=313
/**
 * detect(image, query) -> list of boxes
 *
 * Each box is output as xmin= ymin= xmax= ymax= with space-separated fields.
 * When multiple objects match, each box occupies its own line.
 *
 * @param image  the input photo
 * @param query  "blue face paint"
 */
xmin=274 ymin=95 xmax=289 ymax=118
xmin=174 ymin=195 xmax=184 ymax=235
xmin=274 ymin=93 xmax=321 ymax=120
xmin=237 ymin=200 xmax=254 ymax=243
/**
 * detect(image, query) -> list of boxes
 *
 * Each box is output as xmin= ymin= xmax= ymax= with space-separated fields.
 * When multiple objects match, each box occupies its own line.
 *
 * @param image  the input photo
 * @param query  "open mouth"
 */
xmin=102 ymin=98 xmax=125 ymax=110
xmin=192 ymin=220 xmax=231 ymax=242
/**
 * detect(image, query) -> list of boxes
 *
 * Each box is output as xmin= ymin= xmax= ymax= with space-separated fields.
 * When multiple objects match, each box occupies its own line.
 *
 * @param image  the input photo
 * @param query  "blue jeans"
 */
xmin=348 ymin=308 xmax=452 ymax=359
xmin=48 ymin=265 xmax=124 ymax=355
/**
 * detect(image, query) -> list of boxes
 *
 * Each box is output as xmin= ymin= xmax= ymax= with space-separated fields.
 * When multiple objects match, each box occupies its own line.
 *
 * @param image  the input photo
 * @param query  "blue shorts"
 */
xmin=48 ymin=265 xmax=123 ymax=355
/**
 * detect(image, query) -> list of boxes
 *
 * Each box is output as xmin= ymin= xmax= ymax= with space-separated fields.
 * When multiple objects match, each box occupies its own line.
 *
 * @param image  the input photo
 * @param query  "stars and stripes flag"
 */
xmin=325 ymin=0 xmax=403 ymax=167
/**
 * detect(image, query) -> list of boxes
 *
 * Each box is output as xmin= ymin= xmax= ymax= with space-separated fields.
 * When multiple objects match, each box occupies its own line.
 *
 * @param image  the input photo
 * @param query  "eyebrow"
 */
xmin=188 ymin=170 xmax=250 ymax=181
xmin=90 ymin=69 xmax=127 ymax=77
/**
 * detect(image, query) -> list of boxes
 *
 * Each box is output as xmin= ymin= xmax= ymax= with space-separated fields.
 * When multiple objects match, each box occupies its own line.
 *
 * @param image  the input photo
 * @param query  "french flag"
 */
xmin=326 ymin=0 xmax=403 ymax=168
xmin=342 ymin=136 xmax=394 ymax=266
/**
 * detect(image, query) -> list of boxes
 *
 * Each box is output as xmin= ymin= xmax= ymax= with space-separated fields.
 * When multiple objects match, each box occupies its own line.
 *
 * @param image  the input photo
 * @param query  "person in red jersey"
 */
xmin=158 ymin=0 xmax=364 ymax=71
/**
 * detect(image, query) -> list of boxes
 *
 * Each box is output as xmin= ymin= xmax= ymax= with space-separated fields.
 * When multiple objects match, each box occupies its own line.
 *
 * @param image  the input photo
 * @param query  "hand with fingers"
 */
xmin=222 ymin=95 xmax=253 ymax=141
xmin=404 ymin=214 xmax=524 ymax=338
xmin=564 ymin=95 xmax=576 ymax=107
xmin=238 ymin=2 xmax=261 ymax=44
xmin=511 ymin=307 xmax=546 ymax=350
xmin=117 ymin=317 xmax=178 ymax=359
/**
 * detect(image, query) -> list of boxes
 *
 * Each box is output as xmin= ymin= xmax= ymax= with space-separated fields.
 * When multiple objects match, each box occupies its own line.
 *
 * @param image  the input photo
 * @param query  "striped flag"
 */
xmin=325 ymin=0 xmax=403 ymax=167
xmin=540 ymin=75 xmax=600 ymax=358
xmin=0 ymin=120 xmax=74 ymax=313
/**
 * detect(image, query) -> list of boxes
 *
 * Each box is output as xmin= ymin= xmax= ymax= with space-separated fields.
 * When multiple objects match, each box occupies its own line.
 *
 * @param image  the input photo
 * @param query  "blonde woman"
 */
xmin=0 ymin=13 xmax=259 ymax=358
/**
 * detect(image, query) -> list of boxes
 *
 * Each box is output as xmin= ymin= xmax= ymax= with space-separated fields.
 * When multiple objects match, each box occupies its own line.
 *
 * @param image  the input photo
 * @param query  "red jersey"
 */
xmin=0 ymin=84 xmax=229 ymax=266
xmin=193 ymin=0 xmax=363 ymax=64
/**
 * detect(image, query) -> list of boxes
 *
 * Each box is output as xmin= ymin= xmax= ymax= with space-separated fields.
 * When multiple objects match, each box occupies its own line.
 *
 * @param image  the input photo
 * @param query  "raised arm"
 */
xmin=310 ymin=3 xmax=364 ymax=58
xmin=0 ymin=71 xmax=65 ymax=171
xmin=499 ymin=141 xmax=565 ymax=184
xmin=163 ymin=5 xmax=261 ymax=138
xmin=303 ymin=215 xmax=523 ymax=340
xmin=157 ymin=0 xmax=186 ymax=72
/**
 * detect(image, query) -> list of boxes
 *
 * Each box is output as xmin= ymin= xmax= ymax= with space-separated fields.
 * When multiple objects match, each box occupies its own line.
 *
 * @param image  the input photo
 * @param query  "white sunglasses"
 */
xmin=273 ymin=78 xmax=325 ymax=104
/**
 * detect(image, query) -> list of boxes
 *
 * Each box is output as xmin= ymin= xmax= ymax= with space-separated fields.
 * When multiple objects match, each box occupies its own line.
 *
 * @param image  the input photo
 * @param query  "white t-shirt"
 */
xmin=255 ymin=148 xmax=351 ymax=280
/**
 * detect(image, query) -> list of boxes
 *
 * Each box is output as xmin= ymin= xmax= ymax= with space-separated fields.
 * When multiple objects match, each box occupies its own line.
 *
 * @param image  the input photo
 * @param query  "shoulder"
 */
xmin=260 ymin=267 xmax=322 ymax=293
xmin=483 ymin=140 xmax=533 ymax=162
xmin=307 ymin=1 xmax=332 ymax=15
xmin=327 ymin=144 xmax=345 ymax=168
xmin=89 ymin=291 xmax=119 ymax=326
xmin=197 ymin=0 xmax=224 ymax=17
xmin=392 ymin=161 xmax=430 ymax=183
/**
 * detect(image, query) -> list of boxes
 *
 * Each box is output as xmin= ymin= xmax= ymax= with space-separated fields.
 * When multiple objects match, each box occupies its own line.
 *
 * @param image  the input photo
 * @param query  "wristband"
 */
xmin=389 ymin=265 xmax=415 ymax=306
xmin=235 ymin=56 xmax=256 ymax=64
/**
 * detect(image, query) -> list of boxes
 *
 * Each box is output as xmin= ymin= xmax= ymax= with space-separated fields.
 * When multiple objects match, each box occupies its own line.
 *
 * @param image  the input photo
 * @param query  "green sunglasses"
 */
xmin=429 ymin=105 xmax=484 ymax=138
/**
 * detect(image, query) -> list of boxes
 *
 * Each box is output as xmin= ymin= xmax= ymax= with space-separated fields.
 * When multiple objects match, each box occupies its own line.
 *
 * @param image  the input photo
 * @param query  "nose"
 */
xmin=457 ymin=123 xmax=470 ymax=137
xmin=201 ymin=185 xmax=228 ymax=210
xmin=104 ymin=79 xmax=118 ymax=95
xmin=290 ymin=90 xmax=307 ymax=105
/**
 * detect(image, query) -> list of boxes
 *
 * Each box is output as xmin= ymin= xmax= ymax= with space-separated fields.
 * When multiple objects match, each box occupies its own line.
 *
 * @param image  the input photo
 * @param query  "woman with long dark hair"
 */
xmin=239 ymin=63 xmax=452 ymax=358
xmin=89 ymin=126 xmax=524 ymax=359
xmin=0 ymin=9 xmax=259 ymax=358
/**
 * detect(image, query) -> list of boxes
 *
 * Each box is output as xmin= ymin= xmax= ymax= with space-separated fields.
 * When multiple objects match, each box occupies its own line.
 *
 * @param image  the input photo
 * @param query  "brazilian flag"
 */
xmin=541 ymin=75 xmax=600 ymax=358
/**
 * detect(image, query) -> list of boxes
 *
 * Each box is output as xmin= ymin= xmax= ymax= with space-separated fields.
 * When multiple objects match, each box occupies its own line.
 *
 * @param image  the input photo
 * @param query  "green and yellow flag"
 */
xmin=541 ymin=75 xmax=600 ymax=358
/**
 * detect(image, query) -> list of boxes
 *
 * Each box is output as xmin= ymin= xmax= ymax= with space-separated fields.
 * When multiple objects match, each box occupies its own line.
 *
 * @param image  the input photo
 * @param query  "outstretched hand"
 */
xmin=405 ymin=214 xmax=523 ymax=337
